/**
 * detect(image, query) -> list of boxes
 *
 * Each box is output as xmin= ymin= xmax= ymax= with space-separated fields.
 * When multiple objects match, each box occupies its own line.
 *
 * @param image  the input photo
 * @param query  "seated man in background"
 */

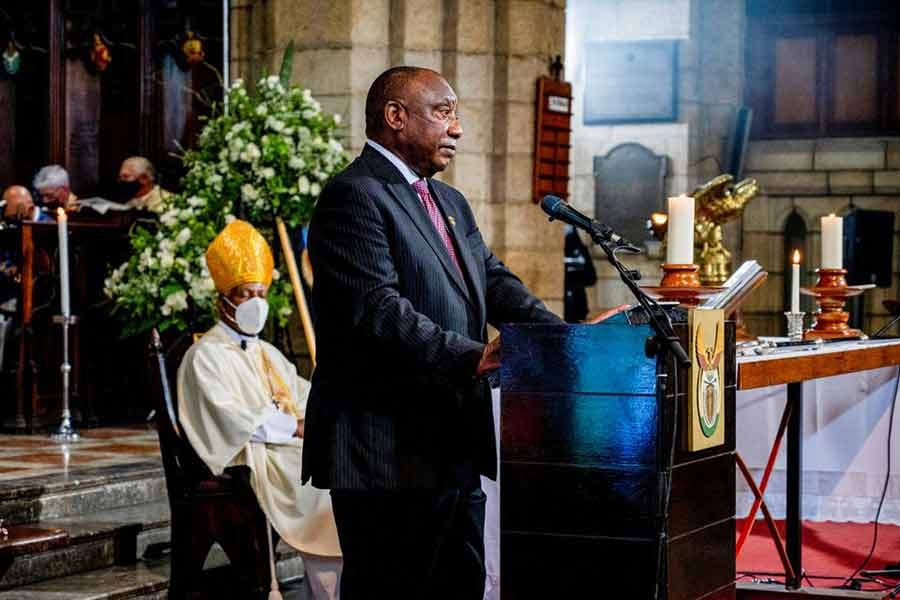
xmin=177 ymin=220 xmax=341 ymax=600
xmin=117 ymin=156 xmax=170 ymax=213
xmin=2 ymin=185 xmax=50 ymax=222
xmin=33 ymin=165 xmax=78 ymax=212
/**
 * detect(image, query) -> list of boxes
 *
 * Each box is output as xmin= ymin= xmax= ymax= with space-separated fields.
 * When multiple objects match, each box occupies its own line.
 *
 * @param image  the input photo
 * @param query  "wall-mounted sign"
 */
xmin=548 ymin=95 xmax=570 ymax=113
xmin=583 ymin=40 xmax=678 ymax=124
xmin=533 ymin=77 xmax=572 ymax=203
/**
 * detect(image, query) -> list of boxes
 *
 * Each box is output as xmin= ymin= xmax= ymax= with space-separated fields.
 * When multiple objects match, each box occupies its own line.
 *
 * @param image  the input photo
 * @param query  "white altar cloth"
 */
xmin=737 ymin=365 xmax=900 ymax=523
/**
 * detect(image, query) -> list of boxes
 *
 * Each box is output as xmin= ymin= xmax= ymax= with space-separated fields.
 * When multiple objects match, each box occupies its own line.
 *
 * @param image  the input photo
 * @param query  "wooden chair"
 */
xmin=148 ymin=329 xmax=273 ymax=599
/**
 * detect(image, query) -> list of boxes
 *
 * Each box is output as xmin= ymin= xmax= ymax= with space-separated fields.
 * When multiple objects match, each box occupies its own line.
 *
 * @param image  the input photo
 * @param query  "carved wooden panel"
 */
xmin=746 ymin=6 xmax=900 ymax=138
xmin=773 ymin=37 xmax=817 ymax=126
xmin=832 ymin=34 xmax=878 ymax=124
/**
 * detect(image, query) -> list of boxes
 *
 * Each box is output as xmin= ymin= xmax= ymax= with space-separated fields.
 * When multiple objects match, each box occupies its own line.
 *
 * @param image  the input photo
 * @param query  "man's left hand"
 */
xmin=586 ymin=304 xmax=631 ymax=324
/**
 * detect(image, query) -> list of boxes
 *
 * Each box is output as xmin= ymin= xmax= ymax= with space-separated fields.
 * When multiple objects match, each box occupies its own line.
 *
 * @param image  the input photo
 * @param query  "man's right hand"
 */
xmin=476 ymin=336 xmax=501 ymax=377
xmin=294 ymin=419 xmax=305 ymax=438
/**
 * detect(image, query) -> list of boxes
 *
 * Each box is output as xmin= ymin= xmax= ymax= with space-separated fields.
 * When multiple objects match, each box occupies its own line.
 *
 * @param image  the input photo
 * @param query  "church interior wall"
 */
xmin=567 ymin=0 xmax=745 ymax=312
xmin=229 ymin=0 xmax=900 ymax=338
xmin=230 ymin=0 xmax=567 ymax=317
xmin=567 ymin=0 xmax=900 ymax=338
xmin=742 ymin=138 xmax=900 ymax=336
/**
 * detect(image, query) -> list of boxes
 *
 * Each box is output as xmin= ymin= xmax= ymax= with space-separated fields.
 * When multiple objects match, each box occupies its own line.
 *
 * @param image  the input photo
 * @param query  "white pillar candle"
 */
xmin=821 ymin=214 xmax=843 ymax=269
xmin=666 ymin=194 xmax=695 ymax=265
xmin=791 ymin=250 xmax=800 ymax=314
xmin=57 ymin=208 xmax=70 ymax=317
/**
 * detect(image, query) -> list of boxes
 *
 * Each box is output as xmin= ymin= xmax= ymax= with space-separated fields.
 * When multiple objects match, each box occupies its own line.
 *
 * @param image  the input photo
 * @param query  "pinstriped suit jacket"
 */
xmin=302 ymin=145 xmax=562 ymax=491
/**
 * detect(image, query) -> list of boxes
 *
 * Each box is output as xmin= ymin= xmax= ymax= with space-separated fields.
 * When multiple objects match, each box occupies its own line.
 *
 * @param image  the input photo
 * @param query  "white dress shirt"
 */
xmin=366 ymin=139 xmax=421 ymax=185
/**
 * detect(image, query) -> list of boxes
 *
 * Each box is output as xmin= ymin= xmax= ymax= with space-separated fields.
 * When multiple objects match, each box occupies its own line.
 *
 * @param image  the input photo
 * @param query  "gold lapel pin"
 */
xmin=448 ymin=216 xmax=456 ymax=227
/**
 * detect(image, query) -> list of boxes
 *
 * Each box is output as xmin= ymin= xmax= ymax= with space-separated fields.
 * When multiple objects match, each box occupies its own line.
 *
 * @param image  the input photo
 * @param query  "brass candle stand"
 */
xmin=801 ymin=268 xmax=866 ymax=340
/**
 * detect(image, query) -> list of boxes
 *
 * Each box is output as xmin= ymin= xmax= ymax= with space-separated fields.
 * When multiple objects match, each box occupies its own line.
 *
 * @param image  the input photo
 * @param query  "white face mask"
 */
xmin=224 ymin=296 xmax=269 ymax=335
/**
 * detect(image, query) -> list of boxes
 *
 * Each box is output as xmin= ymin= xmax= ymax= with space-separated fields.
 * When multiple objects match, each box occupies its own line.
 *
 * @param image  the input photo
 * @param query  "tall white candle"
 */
xmin=666 ymin=194 xmax=695 ymax=265
xmin=791 ymin=250 xmax=800 ymax=313
xmin=57 ymin=208 xmax=70 ymax=317
xmin=821 ymin=214 xmax=843 ymax=269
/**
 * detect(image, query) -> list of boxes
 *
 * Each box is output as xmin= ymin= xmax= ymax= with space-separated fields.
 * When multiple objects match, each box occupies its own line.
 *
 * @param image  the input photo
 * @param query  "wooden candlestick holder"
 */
xmin=641 ymin=263 xmax=723 ymax=307
xmin=660 ymin=263 xmax=701 ymax=288
xmin=801 ymin=268 xmax=865 ymax=340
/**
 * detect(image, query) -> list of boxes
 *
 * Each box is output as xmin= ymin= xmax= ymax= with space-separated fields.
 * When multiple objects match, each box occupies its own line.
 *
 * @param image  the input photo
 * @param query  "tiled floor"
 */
xmin=0 ymin=426 xmax=160 ymax=481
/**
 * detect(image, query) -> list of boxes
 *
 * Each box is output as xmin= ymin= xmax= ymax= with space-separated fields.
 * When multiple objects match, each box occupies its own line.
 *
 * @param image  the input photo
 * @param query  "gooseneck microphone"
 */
xmin=540 ymin=193 xmax=690 ymax=368
xmin=540 ymin=195 xmax=629 ymax=246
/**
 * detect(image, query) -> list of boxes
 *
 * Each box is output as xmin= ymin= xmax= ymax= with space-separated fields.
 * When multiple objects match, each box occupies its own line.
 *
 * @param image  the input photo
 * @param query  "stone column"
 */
xmin=272 ymin=0 xmax=390 ymax=153
xmin=692 ymin=0 xmax=747 ymax=258
xmin=389 ymin=0 xmax=444 ymax=69
xmin=440 ymin=0 xmax=496 ymax=241
xmin=229 ymin=0 xmax=275 ymax=86
xmin=492 ymin=0 xmax=566 ymax=313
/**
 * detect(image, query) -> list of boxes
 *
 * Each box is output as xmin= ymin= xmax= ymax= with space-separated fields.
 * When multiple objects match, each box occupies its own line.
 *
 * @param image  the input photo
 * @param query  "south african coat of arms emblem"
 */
xmin=688 ymin=309 xmax=726 ymax=451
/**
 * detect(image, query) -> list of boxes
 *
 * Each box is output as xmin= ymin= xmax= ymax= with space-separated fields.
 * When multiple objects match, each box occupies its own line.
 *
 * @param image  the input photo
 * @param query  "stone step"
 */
xmin=0 ymin=460 xmax=166 ymax=526
xmin=0 ymin=499 xmax=170 ymax=589
xmin=0 ymin=548 xmax=308 ymax=599
xmin=0 ymin=496 xmax=308 ymax=595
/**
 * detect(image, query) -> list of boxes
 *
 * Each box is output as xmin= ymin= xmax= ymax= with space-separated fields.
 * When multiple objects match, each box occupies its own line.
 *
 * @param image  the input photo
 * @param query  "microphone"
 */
xmin=540 ymin=195 xmax=630 ymax=246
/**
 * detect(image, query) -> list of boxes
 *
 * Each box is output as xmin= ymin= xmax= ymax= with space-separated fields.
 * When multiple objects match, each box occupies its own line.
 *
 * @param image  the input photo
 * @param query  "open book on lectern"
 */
xmin=701 ymin=260 xmax=766 ymax=314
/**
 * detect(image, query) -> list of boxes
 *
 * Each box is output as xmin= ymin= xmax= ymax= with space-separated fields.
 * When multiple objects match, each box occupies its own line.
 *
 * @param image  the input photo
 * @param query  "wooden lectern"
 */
xmin=500 ymin=310 xmax=736 ymax=599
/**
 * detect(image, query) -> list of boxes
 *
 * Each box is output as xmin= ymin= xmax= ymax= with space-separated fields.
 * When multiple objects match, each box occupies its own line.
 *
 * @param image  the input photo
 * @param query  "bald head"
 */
xmin=365 ymin=66 xmax=462 ymax=178
xmin=3 ymin=185 xmax=35 ymax=221
xmin=365 ymin=67 xmax=444 ymax=137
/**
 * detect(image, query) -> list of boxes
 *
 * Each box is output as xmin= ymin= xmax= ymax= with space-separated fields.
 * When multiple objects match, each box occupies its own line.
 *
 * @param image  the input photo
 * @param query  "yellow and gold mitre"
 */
xmin=205 ymin=220 xmax=274 ymax=294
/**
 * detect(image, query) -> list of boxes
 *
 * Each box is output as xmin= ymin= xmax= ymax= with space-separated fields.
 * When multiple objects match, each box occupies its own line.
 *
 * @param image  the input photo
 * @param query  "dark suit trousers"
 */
xmin=331 ymin=484 xmax=486 ymax=600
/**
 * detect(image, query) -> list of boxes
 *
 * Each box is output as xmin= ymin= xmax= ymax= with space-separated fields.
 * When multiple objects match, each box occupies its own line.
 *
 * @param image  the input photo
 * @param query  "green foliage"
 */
xmin=279 ymin=41 xmax=295 ymax=88
xmin=104 ymin=75 xmax=348 ymax=337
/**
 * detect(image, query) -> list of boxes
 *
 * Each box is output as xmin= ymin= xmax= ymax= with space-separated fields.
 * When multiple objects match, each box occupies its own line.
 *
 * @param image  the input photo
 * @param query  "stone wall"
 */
xmin=566 ymin=0 xmax=746 ymax=311
xmin=228 ymin=0 xmax=567 ymax=315
xmin=742 ymin=139 xmax=900 ymax=336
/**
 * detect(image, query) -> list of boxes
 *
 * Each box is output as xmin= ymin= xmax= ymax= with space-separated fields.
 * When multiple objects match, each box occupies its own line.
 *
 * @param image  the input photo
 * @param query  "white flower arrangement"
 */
xmin=105 ymin=70 xmax=347 ymax=336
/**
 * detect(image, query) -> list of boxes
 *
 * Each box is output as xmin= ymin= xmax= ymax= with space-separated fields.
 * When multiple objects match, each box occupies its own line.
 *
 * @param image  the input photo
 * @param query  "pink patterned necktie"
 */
xmin=412 ymin=179 xmax=464 ymax=278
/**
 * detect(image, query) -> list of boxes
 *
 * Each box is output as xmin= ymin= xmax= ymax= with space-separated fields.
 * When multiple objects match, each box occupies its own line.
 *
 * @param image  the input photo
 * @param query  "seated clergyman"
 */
xmin=117 ymin=156 xmax=171 ymax=213
xmin=33 ymin=165 xmax=78 ymax=213
xmin=177 ymin=220 xmax=341 ymax=599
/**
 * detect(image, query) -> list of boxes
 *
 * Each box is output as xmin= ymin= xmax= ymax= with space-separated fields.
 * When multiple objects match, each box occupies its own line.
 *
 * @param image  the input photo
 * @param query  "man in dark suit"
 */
xmin=303 ymin=66 xmax=563 ymax=600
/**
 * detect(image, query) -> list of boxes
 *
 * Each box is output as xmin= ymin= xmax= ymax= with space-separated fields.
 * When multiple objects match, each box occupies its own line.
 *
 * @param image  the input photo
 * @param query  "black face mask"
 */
xmin=116 ymin=180 xmax=143 ymax=200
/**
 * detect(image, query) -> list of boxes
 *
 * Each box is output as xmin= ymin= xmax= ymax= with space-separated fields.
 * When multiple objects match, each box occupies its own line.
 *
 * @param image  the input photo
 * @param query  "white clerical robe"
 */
xmin=177 ymin=323 xmax=340 ymax=558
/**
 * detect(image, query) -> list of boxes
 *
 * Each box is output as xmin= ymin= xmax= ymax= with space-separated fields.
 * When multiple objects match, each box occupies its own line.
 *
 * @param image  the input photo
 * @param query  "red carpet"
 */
xmin=737 ymin=518 xmax=900 ymax=592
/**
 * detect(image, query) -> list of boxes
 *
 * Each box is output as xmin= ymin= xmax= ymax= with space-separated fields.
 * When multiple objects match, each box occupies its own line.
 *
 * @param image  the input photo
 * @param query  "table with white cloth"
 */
xmin=736 ymin=338 xmax=900 ymax=590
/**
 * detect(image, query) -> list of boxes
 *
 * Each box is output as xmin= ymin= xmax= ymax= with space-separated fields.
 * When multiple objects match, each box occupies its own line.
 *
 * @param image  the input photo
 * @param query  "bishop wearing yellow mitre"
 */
xmin=177 ymin=220 xmax=341 ymax=599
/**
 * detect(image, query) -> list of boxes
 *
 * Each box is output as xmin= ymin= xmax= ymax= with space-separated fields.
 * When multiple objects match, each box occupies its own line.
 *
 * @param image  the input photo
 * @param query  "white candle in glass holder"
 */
xmin=665 ymin=194 xmax=695 ymax=265
xmin=57 ymin=208 xmax=70 ymax=317
xmin=821 ymin=214 xmax=843 ymax=270
xmin=791 ymin=250 xmax=801 ymax=314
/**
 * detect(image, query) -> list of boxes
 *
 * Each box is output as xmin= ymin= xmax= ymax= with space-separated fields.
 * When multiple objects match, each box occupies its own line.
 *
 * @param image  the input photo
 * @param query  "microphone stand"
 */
xmin=579 ymin=219 xmax=691 ymax=600
xmin=587 ymin=222 xmax=691 ymax=368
